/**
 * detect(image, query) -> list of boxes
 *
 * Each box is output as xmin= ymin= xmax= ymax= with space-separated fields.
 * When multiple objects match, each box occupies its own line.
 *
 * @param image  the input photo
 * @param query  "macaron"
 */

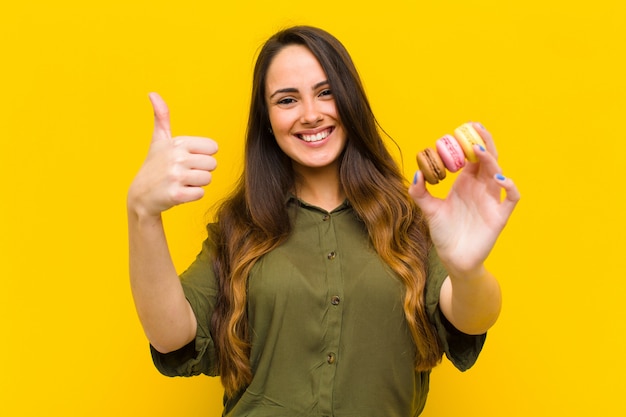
xmin=453 ymin=123 xmax=485 ymax=163
xmin=416 ymin=147 xmax=446 ymax=184
xmin=435 ymin=134 xmax=466 ymax=172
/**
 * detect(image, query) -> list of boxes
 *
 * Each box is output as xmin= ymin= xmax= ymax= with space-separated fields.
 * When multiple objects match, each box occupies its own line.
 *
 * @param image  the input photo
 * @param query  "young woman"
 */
xmin=127 ymin=26 xmax=519 ymax=416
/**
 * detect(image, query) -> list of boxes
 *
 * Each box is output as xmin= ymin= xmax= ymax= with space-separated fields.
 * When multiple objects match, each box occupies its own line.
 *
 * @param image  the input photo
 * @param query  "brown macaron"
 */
xmin=416 ymin=147 xmax=447 ymax=184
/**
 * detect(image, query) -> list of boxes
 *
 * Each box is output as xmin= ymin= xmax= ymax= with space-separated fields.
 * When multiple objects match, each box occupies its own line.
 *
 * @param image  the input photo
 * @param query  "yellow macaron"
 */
xmin=453 ymin=123 xmax=486 ymax=163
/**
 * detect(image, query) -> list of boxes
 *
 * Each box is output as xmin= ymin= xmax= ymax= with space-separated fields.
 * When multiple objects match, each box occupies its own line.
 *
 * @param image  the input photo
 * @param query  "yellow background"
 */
xmin=1 ymin=0 xmax=624 ymax=415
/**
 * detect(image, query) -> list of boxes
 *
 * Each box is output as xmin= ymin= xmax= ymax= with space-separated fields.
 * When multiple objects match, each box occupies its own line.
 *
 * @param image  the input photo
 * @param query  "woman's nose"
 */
xmin=300 ymin=100 xmax=323 ymax=125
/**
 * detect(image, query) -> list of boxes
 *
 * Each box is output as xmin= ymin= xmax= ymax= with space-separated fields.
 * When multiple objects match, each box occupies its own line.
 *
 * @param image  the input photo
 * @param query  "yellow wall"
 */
xmin=1 ymin=0 xmax=624 ymax=415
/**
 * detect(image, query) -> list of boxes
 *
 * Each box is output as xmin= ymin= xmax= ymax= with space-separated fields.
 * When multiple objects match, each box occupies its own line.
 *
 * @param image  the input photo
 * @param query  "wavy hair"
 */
xmin=210 ymin=25 xmax=443 ymax=398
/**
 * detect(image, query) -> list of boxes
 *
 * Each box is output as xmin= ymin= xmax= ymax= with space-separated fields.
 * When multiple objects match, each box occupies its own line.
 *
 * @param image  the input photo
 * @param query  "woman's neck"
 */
xmin=293 ymin=164 xmax=345 ymax=212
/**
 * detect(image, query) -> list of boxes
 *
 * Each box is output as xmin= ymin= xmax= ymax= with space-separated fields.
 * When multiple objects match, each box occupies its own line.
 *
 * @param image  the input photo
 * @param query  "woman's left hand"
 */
xmin=408 ymin=122 xmax=521 ymax=278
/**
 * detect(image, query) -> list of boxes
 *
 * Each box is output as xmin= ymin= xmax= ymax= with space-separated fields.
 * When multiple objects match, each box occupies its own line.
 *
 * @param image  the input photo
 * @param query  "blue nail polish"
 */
xmin=413 ymin=171 xmax=419 ymax=185
xmin=479 ymin=145 xmax=486 ymax=152
xmin=495 ymin=173 xmax=506 ymax=181
xmin=477 ymin=122 xmax=486 ymax=130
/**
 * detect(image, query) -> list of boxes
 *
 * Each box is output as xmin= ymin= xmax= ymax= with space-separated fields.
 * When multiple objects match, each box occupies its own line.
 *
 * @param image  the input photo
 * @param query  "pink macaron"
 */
xmin=435 ymin=134 xmax=466 ymax=172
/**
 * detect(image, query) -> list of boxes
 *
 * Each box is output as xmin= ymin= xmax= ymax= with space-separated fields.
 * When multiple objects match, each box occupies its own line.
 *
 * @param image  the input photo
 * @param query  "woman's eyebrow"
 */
xmin=313 ymin=80 xmax=329 ymax=90
xmin=269 ymin=80 xmax=329 ymax=99
xmin=269 ymin=87 xmax=297 ymax=99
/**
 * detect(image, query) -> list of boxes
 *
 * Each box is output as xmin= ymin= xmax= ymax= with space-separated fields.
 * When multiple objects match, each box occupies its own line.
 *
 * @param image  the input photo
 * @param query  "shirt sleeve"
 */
xmin=424 ymin=247 xmax=487 ymax=372
xmin=150 ymin=236 xmax=220 ymax=377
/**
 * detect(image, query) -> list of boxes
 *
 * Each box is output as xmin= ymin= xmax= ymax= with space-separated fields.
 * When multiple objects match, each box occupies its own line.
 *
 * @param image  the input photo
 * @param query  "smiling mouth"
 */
xmin=297 ymin=127 xmax=333 ymax=142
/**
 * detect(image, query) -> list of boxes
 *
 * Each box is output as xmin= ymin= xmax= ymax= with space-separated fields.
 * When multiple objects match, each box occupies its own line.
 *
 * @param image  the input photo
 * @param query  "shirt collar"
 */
xmin=286 ymin=193 xmax=351 ymax=214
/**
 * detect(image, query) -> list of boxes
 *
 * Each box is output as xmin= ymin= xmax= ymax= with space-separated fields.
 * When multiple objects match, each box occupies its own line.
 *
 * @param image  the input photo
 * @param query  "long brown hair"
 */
xmin=210 ymin=26 xmax=443 ymax=398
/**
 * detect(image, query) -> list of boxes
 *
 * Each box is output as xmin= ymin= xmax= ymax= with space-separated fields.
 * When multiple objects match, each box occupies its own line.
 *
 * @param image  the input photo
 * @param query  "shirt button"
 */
xmin=322 ymin=214 xmax=330 ymax=221
xmin=331 ymin=295 xmax=341 ymax=305
xmin=327 ymin=251 xmax=336 ymax=260
xmin=327 ymin=352 xmax=336 ymax=364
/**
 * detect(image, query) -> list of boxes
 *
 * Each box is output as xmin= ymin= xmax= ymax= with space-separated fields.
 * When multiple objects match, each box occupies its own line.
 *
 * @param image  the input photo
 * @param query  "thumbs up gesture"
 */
xmin=128 ymin=93 xmax=219 ymax=217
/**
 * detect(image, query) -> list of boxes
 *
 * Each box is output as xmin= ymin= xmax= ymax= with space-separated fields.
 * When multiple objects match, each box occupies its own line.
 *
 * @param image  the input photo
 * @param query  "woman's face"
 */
xmin=265 ymin=44 xmax=346 ymax=174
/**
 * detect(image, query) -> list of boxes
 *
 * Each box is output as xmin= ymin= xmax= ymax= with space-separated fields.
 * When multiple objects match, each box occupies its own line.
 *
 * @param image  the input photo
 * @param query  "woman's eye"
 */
xmin=319 ymin=89 xmax=332 ymax=97
xmin=277 ymin=97 xmax=296 ymax=105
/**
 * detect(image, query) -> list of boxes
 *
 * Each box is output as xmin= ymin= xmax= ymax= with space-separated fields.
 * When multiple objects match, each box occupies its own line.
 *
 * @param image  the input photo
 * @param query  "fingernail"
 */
xmin=477 ymin=122 xmax=486 ymax=130
xmin=479 ymin=145 xmax=486 ymax=152
xmin=413 ymin=171 xmax=419 ymax=185
xmin=495 ymin=173 xmax=506 ymax=181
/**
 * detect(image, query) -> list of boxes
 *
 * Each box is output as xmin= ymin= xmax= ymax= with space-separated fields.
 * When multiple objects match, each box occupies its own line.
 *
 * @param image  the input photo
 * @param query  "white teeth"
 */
xmin=300 ymin=130 xmax=330 ymax=142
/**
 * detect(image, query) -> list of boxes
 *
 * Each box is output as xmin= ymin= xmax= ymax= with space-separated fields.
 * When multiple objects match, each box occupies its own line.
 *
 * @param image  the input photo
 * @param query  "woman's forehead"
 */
xmin=265 ymin=45 xmax=327 ymax=90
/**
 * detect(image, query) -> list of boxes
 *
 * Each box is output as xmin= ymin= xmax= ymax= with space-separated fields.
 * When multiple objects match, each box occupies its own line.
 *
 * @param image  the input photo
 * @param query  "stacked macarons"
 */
xmin=416 ymin=123 xmax=486 ymax=184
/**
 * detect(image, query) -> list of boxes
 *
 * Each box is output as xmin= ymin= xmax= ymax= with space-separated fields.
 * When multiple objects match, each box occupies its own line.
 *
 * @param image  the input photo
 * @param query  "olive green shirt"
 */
xmin=151 ymin=197 xmax=485 ymax=416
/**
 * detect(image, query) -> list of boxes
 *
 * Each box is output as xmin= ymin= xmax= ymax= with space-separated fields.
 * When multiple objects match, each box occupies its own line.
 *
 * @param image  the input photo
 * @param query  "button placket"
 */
xmin=317 ymin=208 xmax=343 ymax=415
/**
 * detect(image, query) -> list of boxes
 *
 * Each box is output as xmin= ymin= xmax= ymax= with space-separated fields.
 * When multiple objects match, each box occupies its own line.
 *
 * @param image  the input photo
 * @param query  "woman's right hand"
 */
xmin=128 ymin=92 xmax=218 ymax=217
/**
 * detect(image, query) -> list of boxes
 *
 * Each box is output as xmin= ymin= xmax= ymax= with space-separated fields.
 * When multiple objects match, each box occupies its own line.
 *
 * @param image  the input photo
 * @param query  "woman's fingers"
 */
xmin=408 ymin=171 xmax=441 ymax=218
xmin=149 ymin=92 xmax=172 ymax=143
xmin=130 ymin=93 xmax=220 ymax=214
xmin=473 ymin=122 xmax=498 ymax=160
xmin=494 ymin=173 xmax=521 ymax=215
